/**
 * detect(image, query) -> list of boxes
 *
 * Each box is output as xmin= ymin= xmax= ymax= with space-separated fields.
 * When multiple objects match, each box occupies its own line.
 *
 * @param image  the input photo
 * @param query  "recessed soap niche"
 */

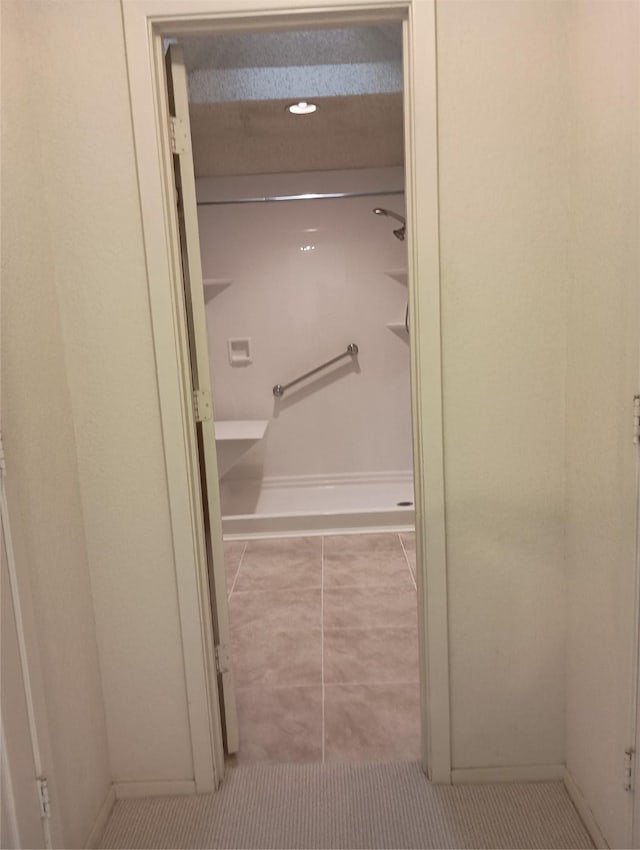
xmin=227 ymin=337 xmax=252 ymax=366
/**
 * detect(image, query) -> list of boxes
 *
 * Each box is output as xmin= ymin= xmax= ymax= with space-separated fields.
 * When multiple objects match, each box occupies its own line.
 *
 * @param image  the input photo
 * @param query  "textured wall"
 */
xmin=1 ymin=1 xmax=112 ymax=844
xmin=191 ymin=94 xmax=403 ymax=177
xmin=9 ymin=0 xmax=195 ymax=788
xmin=564 ymin=1 xmax=640 ymax=845
xmin=437 ymin=0 xmax=570 ymax=771
xmin=9 ymin=0 xmax=637 ymax=814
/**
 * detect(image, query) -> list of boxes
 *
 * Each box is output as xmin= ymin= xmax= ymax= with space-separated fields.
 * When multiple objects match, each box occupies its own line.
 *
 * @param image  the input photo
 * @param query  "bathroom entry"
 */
xmin=124 ymin=0 xmax=449 ymax=784
xmin=164 ymin=22 xmax=422 ymax=765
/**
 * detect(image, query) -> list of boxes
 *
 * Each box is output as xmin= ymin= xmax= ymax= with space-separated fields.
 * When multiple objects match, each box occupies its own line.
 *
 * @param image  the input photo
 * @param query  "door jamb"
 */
xmin=122 ymin=0 xmax=451 ymax=787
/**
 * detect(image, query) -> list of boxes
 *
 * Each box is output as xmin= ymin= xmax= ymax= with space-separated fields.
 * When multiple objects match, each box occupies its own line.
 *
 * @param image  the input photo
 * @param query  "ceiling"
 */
xmin=180 ymin=26 xmax=402 ymax=71
xmin=173 ymin=26 xmax=404 ymax=177
xmin=177 ymin=25 xmax=402 ymax=102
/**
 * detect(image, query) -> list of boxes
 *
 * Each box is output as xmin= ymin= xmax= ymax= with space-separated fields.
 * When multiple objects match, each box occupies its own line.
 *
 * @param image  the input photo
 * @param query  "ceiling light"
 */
xmin=287 ymin=101 xmax=318 ymax=115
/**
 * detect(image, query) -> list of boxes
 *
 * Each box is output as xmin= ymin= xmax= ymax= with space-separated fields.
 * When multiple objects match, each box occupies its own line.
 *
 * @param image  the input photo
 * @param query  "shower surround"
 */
xmin=198 ymin=167 xmax=413 ymax=535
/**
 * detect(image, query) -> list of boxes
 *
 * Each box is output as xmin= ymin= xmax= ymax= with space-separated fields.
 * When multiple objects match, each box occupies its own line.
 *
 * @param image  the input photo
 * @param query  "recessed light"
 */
xmin=287 ymin=101 xmax=318 ymax=115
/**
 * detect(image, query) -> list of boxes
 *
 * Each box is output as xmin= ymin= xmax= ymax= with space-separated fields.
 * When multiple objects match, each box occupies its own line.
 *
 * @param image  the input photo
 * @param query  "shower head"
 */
xmin=372 ymin=207 xmax=406 ymax=241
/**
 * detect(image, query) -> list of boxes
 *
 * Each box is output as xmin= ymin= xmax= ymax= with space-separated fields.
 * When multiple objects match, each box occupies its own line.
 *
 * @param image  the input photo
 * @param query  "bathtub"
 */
xmin=220 ymin=471 xmax=415 ymax=538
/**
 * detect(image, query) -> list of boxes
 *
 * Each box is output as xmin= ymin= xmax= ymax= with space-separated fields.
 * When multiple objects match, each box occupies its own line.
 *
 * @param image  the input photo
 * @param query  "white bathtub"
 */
xmin=221 ymin=472 xmax=415 ymax=538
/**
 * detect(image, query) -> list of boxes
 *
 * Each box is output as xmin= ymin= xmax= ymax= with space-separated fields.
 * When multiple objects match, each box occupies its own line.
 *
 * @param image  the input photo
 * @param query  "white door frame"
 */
xmin=0 ymin=441 xmax=64 ymax=848
xmin=122 ymin=0 xmax=451 ymax=788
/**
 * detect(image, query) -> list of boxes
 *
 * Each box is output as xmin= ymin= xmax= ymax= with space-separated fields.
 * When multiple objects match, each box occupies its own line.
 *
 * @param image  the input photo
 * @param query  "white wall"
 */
xmin=437 ymin=0 xmax=570 ymax=771
xmin=1 ymin=1 xmax=112 ymax=844
xmin=564 ymin=1 xmax=640 ymax=846
xmin=1 ymin=547 xmax=46 ymax=850
xmin=21 ymin=0 xmax=196 ymax=787
xmin=7 ymin=0 xmax=639 ymax=820
xmin=198 ymin=168 xmax=412 ymax=492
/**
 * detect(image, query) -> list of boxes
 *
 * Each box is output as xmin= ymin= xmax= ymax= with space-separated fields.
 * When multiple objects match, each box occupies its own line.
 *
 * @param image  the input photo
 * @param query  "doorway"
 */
xmin=172 ymin=24 xmax=418 ymax=763
xmin=122 ymin=0 xmax=449 ymax=791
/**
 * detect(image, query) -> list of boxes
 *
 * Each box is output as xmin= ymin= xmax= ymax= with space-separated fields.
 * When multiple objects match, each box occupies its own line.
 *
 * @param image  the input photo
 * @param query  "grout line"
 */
xmin=228 ymin=541 xmax=248 ymax=597
xmin=324 ymin=580 xmax=414 ymax=590
xmin=230 ymin=584 xmax=322 ymax=596
xmin=233 ymin=680 xmax=420 ymax=693
xmin=324 ymin=679 xmax=420 ymax=688
xmin=323 ymin=625 xmax=417 ymax=632
xmin=321 ymin=535 xmax=325 ymax=764
xmin=230 ymin=580 xmax=412 ymax=596
xmin=398 ymin=532 xmax=417 ymax=591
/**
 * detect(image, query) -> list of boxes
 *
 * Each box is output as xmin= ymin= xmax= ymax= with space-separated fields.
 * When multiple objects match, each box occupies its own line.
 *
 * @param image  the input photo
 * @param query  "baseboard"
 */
xmin=563 ymin=768 xmax=609 ymax=849
xmin=223 ymin=513 xmax=415 ymax=539
xmin=451 ymin=763 xmax=565 ymax=784
xmin=114 ymin=779 xmax=197 ymax=799
xmin=84 ymin=784 xmax=116 ymax=849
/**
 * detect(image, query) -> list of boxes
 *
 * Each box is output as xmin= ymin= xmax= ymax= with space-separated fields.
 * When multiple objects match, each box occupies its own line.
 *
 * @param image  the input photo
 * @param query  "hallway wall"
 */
xmin=437 ymin=0 xmax=569 ymax=773
xmin=7 ymin=1 xmax=639 ymax=833
xmin=2 ymin=0 xmax=195 ymax=796
xmin=564 ymin=2 xmax=640 ymax=846
xmin=1 ymin=1 xmax=112 ymax=844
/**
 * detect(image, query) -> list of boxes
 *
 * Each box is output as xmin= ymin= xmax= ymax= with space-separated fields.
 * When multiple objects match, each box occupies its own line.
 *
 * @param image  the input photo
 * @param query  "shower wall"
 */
xmin=197 ymin=167 xmax=412 ymax=511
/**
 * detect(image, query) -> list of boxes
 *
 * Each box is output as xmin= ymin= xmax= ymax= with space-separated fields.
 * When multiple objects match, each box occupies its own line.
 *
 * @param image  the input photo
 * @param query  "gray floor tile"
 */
xmin=233 ymin=627 xmax=322 ymax=688
xmin=323 ymin=585 xmax=417 ymax=630
xmin=235 ymin=685 xmax=323 ymax=764
xmin=323 ymin=533 xmax=413 ymax=588
xmin=235 ymin=536 xmax=322 ymax=591
xmin=230 ymin=588 xmax=321 ymax=633
xmin=324 ymin=682 xmax=421 ymax=762
xmin=323 ymin=626 xmax=419 ymax=684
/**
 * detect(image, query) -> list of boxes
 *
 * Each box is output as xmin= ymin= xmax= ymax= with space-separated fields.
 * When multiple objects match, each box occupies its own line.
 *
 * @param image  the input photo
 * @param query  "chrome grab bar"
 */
xmin=273 ymin=343 xmax=359 ymax=398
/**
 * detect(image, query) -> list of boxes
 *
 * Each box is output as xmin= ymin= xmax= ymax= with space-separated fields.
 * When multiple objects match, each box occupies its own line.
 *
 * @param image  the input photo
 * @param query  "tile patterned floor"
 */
xmin=224 ymin=532 xmax=419 ymax=765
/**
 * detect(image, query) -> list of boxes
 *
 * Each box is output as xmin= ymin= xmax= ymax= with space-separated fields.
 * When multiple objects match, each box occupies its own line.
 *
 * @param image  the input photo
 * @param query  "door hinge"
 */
xmin=624 ymin=747 xmax=635 ymax=792
xmin=634 ymin=396 xmax=640 ymax=445
xmin=215 ymin=643 xmax=230 ymax=675
xmin=192 ymin=389 xmax=212 ymax=423
xmin=169 ymin=115 xmax=189 ymax=155
xmin=36 ymin=777 xmax=50 ymax=818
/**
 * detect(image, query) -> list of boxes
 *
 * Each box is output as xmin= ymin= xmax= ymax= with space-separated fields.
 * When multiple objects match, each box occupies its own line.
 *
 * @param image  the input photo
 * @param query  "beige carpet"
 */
xmin=101 ymin=761 xmax=593 ymax=849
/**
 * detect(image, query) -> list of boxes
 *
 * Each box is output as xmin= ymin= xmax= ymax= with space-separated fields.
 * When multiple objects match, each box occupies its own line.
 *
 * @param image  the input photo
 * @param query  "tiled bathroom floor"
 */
xmin=223 ymin=532 xmax=419 ymax=765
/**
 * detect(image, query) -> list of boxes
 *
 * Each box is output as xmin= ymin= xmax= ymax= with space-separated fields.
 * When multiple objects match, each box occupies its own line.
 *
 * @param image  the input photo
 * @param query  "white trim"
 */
xmin=0 ymin=440 xmax=64 ymax=847
xmin=564 ymin=768 xmax=609 ymax=849
xmin=630 ymin=385 xmax=640 ymax=848
xmin=402 ymin=4 xmax=451 ymax=783
xmin=123 ymin=2 xmax=228 ymax=793
xmin=451 ymin=764 xmax=565 ymax=784
xmin=84 ymin=785 xmax=116 ymax=850
xmin=222 ymin=511 xmax=414 ymax=539
xmin=114 ymin=780 xmax=197 ymax=800
xmin=122 ymin=0 xmax=449 ymax=787
xmin=0 ymin=722 xmax=20 ymax=850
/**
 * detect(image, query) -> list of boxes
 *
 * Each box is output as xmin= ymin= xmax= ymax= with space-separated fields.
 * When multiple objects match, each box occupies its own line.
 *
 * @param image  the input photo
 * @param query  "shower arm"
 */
xmin=376 ymin=209 xmax=405 ymax=226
